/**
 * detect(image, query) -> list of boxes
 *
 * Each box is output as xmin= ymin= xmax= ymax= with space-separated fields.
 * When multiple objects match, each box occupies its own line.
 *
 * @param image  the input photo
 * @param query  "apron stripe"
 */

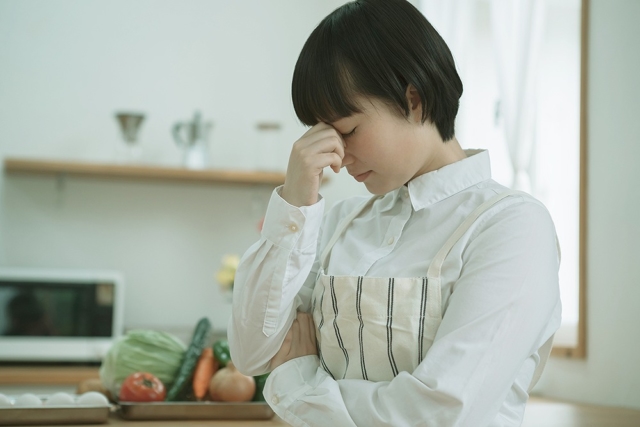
xmin=356 ymin=276 xmax=368 ymax=380
xmin=318 ymin=291 xmax=325 ymax=331
xmin=386 ymin=278 xmax=399 ymax=377
xmin=418 ymin=277 xmax=428 ymax=364
xmin=330 ymin=276 xmax=350 ymax=378
xmin=317 ymin=291 xmax=334 ymax=379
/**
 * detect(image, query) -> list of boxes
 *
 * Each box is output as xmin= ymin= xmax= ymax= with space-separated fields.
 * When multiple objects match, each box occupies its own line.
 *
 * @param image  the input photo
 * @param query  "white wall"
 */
xmin=534 ymin=0 xmax=640 ymax=410
xmin=0 ymin=0 xmax=366 ymax=338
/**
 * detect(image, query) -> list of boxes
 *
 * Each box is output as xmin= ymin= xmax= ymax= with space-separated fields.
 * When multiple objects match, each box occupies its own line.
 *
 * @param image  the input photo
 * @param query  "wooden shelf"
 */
xmin=3 ymin=157 xmax=286 ymax=186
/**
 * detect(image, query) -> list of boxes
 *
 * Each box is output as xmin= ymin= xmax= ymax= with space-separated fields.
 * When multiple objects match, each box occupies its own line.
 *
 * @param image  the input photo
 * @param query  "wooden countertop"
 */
xmin=1 ymin=367 xmax=639 ymax=426
xmin=18 ymin=398 xmax=638 ymax=427
xmin=120 ymin=399 xmax=639 ymax=427
xmin=0 ymin=366 xmax=100 ymax=385
xmin=523 ymin=397 xmax=640 ymax=427
xmin=100 ymin=414 xmax=288 ymax=426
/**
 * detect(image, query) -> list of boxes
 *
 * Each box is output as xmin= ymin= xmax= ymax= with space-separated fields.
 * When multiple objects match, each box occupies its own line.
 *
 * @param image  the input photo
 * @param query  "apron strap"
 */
xmin=319 ymin=196 xmax=378 ymax=272
xmin=422 ymin=189 xmax=556 ymax=393
xmin=424 ymin=190 xmax=520 ymax=332
xmin=318 ymin=188 xmax=554 ymax=392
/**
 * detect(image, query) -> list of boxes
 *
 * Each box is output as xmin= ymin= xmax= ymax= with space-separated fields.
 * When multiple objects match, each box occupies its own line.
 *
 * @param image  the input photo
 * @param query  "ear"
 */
xmin=405 ymin=84 xmax=422 ymax=122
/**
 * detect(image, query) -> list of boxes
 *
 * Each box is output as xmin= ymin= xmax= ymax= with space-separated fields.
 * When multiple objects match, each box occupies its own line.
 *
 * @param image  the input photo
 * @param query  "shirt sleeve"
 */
xmin=227 ymin=186 xmax=326 ymax=376
xmin=262 ymin=199 xmax=562 ymax=427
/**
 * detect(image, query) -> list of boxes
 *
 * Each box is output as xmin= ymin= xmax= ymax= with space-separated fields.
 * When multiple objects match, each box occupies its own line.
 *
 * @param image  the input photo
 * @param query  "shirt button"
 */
xmin=289 ymin=224 xmax=298 ymax=232
xmin=402 ymin=189 xmax=409 ymax=198
xmin=388 ymin=237 xmax=395 ymax=245
xmin=271 ymin=395 xmax=280 ymax=405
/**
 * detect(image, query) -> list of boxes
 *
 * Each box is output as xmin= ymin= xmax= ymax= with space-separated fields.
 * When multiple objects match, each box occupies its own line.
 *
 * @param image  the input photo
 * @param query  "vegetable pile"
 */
xmin=99 ymin=329 xmax=187 ymax=397
xmin=99 ymin=317 xmax=269 ymax=403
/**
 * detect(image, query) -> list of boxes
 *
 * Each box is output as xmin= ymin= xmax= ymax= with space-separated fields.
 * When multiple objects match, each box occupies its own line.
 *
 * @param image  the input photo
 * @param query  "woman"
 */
xmin=228 ymin=1 xmax=561 ymax=425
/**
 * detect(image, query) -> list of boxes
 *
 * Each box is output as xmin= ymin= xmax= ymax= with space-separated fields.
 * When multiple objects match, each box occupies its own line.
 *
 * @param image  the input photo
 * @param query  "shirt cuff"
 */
xmin=261 ymin=186 xmax=325 ymax=251
xmin=263 ymin=355 xmax=320 ymax=410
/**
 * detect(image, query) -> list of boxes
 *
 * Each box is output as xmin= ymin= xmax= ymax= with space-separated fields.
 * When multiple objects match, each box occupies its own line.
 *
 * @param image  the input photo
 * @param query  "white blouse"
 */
xmin=228 ymin=149 xmax=562 ymax=427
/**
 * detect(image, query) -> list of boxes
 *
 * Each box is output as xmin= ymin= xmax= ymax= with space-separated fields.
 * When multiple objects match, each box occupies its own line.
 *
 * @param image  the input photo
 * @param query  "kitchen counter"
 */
xmin=20 ymin=398 xmax=639 ymax=427
xmin=2 ymin=366 xmax=639 ymax=427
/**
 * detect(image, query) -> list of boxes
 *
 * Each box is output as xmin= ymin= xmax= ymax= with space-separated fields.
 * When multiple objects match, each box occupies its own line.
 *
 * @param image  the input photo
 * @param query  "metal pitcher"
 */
xmin=172 ymin=111 xmax=213 ymax=169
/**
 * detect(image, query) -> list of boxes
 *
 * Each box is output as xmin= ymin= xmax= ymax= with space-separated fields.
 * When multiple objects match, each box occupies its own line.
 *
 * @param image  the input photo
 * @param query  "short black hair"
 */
xmin=291 ymin=0 xmax=462 ymax=141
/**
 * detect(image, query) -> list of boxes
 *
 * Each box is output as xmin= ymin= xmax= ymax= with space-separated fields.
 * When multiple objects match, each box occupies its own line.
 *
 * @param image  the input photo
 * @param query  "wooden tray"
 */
xmin=0 ymin=406 xmax=110 ymax=426
xmin=117 ymin=401 xmax=274 ymax=421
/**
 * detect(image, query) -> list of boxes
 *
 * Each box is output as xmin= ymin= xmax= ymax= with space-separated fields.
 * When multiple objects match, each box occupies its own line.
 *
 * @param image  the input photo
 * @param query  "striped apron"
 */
xmin=311 ymin=190 xmax=553 ymax=390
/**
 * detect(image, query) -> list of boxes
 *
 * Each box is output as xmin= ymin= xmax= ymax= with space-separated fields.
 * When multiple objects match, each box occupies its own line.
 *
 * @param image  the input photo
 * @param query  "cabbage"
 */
xmin=99 ymin=329 xmax=187 ymax=397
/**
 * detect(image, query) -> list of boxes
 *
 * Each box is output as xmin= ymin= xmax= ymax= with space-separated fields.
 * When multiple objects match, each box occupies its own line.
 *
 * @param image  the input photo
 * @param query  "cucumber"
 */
xmin=165 ymin=317 xmax=211 ymax=401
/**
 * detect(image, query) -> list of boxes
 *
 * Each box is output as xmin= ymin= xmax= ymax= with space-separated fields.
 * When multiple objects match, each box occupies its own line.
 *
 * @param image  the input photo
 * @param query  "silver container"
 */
xmin=117 ymin=401 xmax=274 ymax=421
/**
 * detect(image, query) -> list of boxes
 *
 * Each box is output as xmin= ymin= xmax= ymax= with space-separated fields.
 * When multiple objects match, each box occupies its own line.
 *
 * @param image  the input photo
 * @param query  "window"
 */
xmin=419 ymin=0 xmax=586 ymax=356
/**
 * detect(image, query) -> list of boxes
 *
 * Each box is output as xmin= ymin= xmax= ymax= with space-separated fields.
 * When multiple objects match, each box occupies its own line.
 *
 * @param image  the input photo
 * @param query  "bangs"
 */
xmin=292 ymin=20 xmax=363 ymax=126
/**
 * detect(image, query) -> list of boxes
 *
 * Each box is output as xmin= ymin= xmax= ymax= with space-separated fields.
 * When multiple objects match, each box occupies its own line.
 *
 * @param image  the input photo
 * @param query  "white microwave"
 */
xmin=0 ymin=268 xmax=125 ymax=362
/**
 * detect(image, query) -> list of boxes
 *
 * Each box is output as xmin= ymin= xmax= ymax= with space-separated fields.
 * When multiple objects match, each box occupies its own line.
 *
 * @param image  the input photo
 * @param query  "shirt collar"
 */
xmin=406 ymin=149 xmax=492 ymax=211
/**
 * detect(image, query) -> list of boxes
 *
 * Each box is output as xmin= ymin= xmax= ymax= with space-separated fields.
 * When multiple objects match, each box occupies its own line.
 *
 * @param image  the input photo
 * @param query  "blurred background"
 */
xmin=0 ymin=0 xmax=638 ymax=413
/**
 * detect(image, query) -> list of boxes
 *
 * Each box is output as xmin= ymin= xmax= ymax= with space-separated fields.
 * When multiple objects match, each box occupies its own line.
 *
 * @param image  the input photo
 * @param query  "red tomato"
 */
xmin=118 ymin=372 xmax=166 ymax=402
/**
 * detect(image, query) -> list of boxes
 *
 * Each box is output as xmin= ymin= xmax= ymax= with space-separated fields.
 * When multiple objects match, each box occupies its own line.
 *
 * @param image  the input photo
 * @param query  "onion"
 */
xmin=209 ymin=362 xmax=256 ymax=402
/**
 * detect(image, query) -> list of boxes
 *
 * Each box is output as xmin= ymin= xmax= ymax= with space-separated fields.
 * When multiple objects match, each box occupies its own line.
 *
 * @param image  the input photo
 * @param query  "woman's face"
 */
xmin=330 ymin=95 xmax=445 ymax=195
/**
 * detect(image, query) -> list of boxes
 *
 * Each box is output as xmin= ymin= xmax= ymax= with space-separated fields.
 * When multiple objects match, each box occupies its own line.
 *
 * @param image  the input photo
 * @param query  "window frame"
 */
xmin=550 ymin=0 xmax=588 ymax=359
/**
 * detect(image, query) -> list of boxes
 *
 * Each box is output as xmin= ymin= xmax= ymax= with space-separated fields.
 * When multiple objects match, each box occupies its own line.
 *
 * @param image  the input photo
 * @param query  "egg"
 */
xmin=0 ymin=393 xmax=12 ymax=407
xmin=44 ymin=392 xmax=75 ymax=406
xmin=76 ymin=391 xmax=109 ymax=406
xmin=14 ymin=393 xmax=42 ymax=407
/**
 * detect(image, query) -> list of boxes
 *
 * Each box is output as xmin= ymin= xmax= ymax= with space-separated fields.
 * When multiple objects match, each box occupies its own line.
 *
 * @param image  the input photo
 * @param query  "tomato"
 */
xmin=118 ymin=372 xmax=166 ymax=402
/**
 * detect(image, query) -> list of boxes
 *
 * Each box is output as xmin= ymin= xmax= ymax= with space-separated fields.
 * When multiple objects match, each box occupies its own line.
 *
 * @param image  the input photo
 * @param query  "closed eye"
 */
xmin=341 ymin=127 xmax=356 ymax=138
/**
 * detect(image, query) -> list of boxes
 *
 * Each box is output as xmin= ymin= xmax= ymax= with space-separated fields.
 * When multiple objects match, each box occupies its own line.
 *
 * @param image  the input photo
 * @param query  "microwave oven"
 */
xmin=0 ymin=267 xmax=125 ymax=363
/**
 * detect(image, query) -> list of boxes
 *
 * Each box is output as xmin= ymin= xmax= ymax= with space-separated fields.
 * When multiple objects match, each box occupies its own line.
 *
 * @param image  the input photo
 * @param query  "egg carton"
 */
xmin=0 ymin=392 xmax=111 ymax=426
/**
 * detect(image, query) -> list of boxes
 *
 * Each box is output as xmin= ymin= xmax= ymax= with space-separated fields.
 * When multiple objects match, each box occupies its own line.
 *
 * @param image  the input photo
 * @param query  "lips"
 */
xmin=352 ymin=171 xmax=372 ymax=182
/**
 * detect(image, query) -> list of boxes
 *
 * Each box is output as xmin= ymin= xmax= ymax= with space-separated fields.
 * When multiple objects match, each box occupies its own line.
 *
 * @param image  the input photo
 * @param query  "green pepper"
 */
xmin=212 ymin=339 xmax=231 ymax=368
xmin=252 ymin=373 xmax=270 ymax=402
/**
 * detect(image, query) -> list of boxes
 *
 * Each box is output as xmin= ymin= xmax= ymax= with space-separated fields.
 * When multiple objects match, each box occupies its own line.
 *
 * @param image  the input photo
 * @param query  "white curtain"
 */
xmin=490 ymin=0 xmax=546 ymax=192
xmin=418 ymin=0 xmax=476 ymax=145
xmin=419 ymin=0 xmax=476 ymax=75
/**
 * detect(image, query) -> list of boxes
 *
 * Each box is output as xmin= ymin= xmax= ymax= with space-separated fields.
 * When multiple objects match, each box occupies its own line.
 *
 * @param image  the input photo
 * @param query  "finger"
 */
xmin=319 ymin=128 xmax=346 ymax=153
xmin=299 ymin=313 xmax=317 ymax=353
xmin=326 ymin=152 xmax=344 ymax=174
xmin=307 ymin=313 xmax=316 ymax=341
xmin=296 ymin=313 xmax=309 ymax=335
xmin=303 ymin=122 xmax=334 ymax=138
xmin=302 ymin=131 xmax=345 ymax=158
xmin=270 ymin=328 xmax=293 ymax=368
xmin=304 ymin=313 xmax=316 ymax=344
xmin=280 ymin=327 xmax=293 ymax=356
xmin=291 ymin=316 xmax=301 ymax=346
xmin=298 ymin=152 xmax=343 ymax=174
xmin=290 ymin=134 xmax=343 ymax=170
xmin=295 ymin=312 xmax=307 ymax=336
xmin=296 ymin=312 xmax=308 ymax=330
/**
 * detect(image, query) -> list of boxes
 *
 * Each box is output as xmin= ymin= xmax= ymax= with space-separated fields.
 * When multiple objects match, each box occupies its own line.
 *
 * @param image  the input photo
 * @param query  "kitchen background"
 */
xmin=0 ymin=0 xmax=639 ymax=412
xmin=0 ymin=0 xmax=367 ymax=334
